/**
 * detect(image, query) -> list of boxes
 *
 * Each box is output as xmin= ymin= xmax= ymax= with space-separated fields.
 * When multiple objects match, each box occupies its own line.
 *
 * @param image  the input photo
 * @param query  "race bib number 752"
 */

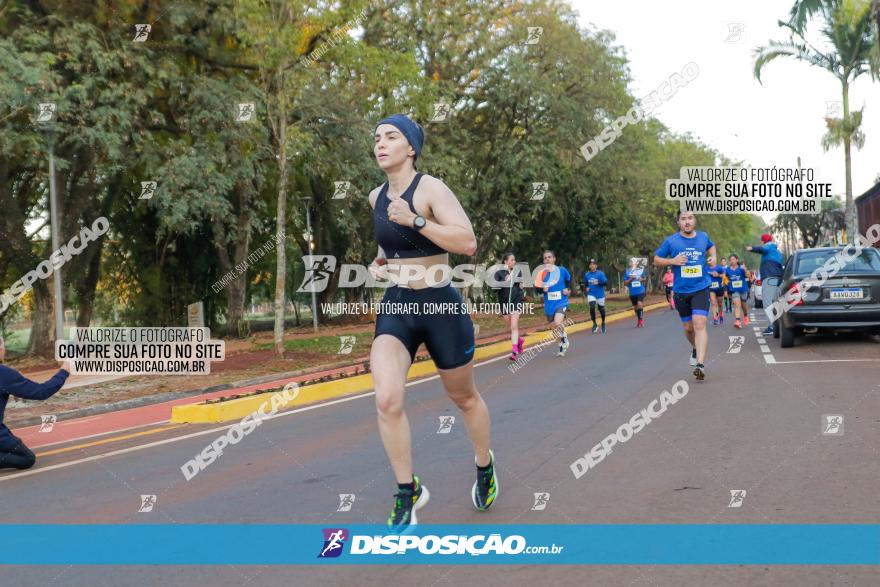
xmin=681 ymin=265 xmax=702 ymax=278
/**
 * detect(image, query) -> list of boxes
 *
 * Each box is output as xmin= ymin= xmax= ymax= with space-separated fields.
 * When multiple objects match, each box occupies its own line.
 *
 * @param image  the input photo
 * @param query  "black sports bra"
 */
xmin=373 ymin=173 xmax=446 ymax=259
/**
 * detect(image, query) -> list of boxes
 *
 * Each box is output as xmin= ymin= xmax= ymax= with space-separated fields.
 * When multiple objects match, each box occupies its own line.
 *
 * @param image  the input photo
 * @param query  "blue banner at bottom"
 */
xmin=2 ymin=524 xmax=878 ymax=565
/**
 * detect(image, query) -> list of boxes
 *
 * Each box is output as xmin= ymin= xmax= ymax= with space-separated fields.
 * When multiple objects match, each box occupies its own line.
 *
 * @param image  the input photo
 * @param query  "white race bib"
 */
xmin=711 ymin=281 xmax=720 ymax=289
xmin=732 ymin=280 xmax=743 ymax=289
xmin=547 ymin=291 xmax=561 ymax=301
xmin=681 ymin=265 xmax=702 ymax=278
xmin=631 ymin=281 xmax=641 ymax=288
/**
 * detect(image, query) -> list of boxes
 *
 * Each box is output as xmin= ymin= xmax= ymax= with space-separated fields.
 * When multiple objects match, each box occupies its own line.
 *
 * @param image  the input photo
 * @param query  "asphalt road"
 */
xmin=1 ymin=306 xmax=878 ymax=586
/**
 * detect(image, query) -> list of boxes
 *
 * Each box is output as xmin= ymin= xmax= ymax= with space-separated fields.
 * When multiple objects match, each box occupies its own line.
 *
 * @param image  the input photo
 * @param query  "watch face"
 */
xmin=415 ymin=216 xmax=426 ymax=228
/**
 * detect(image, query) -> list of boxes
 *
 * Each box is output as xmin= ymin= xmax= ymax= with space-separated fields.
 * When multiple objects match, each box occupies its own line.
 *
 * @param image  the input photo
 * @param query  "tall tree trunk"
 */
xmin=28 ymin=281 xmax=56 ymax=357
xmin=273 ymin=111 xmax=288 ymax=356
xmin=75 ymin=240 xmax=102 ymax=327
xmin=842 ymin=80 xmax=856 ymax=242
xmin=226 ymin=277 xmax=248 ymax=338
xmin=211 ymin=179 xmax=253 ymax=339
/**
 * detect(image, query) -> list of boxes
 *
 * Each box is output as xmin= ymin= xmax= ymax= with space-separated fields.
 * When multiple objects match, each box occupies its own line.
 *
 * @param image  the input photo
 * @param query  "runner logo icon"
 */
xmin=318 ymin=528 xmax=349 ymax=558
xmin=726 ymin=336 xmax=744 ymax=353
xmin=437 ymin=416 xmax=455 ymax=434
xmin=337 ymin=494 xmax=355 ymax=512
xmin=39 ymin=415 xmax=57 ymax=433
xmin=728 ymin=490 xmax=746 ymax=508
xmin=297 ymin=255 xmax=337 ymax=293
xmin=138 ymin=494 xmax=157 ymax=513
xmin=822 ymin=414 xmax=844 ymax=435
xmin=338 ymin=336 xmax=355 ymax=354
xmin=531 ymin=492 xmax=550 ymax=511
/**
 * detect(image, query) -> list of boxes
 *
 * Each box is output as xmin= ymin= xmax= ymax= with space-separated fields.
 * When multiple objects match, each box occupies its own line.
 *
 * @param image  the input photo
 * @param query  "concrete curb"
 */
xmin=171 ymin=301 xmax=669 ymax=423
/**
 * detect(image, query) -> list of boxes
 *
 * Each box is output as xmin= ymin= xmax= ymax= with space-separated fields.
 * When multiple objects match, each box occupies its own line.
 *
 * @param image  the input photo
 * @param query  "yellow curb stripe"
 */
xmin=35 ymin=425 xmax=181 ymax=458
xmin=170 ymin=301 xmax=668 ymax=424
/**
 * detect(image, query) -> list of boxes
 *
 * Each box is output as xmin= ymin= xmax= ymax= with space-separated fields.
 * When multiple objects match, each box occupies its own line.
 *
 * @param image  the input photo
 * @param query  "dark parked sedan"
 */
xmin=773 ymin=246 xmax=880 ymax=347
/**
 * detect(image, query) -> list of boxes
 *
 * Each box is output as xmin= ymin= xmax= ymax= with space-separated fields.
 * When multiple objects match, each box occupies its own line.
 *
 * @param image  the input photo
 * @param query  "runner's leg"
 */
xmin=694 ymin=315 xmax=709 ymax=364
xmin=372 ymin=334 xmax=415 ymax=484
xmin=438 ymin=363 xmax=491 ymax=468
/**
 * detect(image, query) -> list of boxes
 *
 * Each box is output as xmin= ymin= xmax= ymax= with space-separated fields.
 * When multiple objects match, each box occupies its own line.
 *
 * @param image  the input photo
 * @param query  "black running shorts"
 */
xmin=673 ymin=287 xmax=711 ymax=322
xmin=497 ymin=288 xmax=525 ymax=316
xmin=629 ymin=293 xmax=645 ymax=305
xmin=374 ymin=284 xmax=475 ymax=369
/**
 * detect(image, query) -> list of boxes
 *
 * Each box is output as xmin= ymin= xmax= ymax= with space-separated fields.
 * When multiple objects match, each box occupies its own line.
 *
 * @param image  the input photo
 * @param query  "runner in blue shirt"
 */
xmin=623 ymin=258 xmax=648 ymax=328
xmin=582 ymin=258 xmax=608 ymax=334
xmin=536 ymin=250 xmax=572 ymax=357
xmin=653 ymin=211 xmax=717 ymax=381
xmin=725 ymin=254 xmax=750 ymax=329
xmin=708 ymin=262 xmax=726 ymax=326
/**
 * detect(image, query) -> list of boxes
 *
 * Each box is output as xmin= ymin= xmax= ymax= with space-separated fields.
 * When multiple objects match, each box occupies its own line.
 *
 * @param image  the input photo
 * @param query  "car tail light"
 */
xmin=786 ymin=282 xmax=804 ymax=306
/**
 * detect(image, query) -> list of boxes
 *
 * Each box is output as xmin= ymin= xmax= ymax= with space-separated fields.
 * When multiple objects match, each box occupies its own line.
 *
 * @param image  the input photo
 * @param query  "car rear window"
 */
xmin=795 ymin=249 xmax=880 ymax=275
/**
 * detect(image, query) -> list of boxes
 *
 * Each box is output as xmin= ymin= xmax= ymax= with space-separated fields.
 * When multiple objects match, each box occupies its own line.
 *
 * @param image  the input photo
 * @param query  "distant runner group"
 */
xmin=497 ymin=210 xmax=764 ymax=382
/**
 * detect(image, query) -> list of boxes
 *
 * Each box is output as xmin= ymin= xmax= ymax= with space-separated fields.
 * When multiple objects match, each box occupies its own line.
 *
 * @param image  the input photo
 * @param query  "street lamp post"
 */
xmin=303 ymin=200 xmax=318 ymax=333
xmin=47 ymin=135 xmax=64 ymax=342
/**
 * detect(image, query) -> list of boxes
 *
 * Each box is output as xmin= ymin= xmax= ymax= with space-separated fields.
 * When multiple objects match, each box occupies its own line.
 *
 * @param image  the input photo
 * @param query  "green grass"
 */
xmin=253 ymin=334 xmax=372 ymax=356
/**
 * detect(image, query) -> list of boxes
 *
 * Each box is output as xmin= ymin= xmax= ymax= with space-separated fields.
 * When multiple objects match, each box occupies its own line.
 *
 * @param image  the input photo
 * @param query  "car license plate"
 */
xmin=829 ymin=288 xmax=862 ymax=300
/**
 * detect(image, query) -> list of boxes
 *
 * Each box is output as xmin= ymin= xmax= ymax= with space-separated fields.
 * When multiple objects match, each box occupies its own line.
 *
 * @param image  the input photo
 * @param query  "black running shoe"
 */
xmin=472 ymin=450 xmax=499 ymax=511
xmin=387 ymin=475 xmax=430 ymax=534
xmin=693 ymin=363 xmax=705 ymax=381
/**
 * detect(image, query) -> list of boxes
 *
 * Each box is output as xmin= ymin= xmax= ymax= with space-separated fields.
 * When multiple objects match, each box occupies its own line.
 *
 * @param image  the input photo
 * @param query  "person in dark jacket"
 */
xmin=0 ymin=335 xmax=70 ymax=469
xmin=747 ymin=233 xmax=786 ymax=336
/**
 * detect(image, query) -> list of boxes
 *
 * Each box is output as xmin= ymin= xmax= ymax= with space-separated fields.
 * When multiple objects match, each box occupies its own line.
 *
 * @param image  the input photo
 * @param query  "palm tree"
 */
xmin=754 ymin=0 xmax=877 ymax=242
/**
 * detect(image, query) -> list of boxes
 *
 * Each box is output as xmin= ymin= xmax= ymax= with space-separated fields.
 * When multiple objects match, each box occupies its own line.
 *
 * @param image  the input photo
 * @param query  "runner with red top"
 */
xmin=663 ymin=267 xmax=675 ymax=310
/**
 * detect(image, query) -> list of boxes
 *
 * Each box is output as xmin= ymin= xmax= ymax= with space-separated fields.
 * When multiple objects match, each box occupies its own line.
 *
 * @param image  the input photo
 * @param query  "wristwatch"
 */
xmin=413 ymin=215 xmax=426 ymax=230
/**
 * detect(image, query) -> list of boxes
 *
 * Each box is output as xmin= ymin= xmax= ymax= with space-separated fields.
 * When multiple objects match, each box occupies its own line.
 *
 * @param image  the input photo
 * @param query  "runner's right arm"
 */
xmin=0 ymin=365 xmax=69 ymax=401
xmin=653 ymin=239 xmax=687 ymax=266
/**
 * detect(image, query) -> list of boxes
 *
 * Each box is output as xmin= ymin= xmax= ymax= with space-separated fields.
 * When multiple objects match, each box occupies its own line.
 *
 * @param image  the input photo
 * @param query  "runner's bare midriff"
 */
xmin=384 ymin=252 xmax=451 ymax=290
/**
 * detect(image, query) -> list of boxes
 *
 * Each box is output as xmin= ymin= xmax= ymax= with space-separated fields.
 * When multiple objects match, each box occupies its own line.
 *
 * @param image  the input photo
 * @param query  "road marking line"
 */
xmin=35 ymin=425 xmax=181 ymax=457
xmin=764 ymin=354 xmax=776 ymax=364
xmin=759 ymin=344 xmax=771 ymax=353
xmin=28 ymin=420 xmax=170 ymax=450
xmin=769 ymin=359 xmax=880 ymax=364
xmin=0 ymin=353 xmax=516 ymax=482
xmin=756 ymin=338 xmax=766 ymax=344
